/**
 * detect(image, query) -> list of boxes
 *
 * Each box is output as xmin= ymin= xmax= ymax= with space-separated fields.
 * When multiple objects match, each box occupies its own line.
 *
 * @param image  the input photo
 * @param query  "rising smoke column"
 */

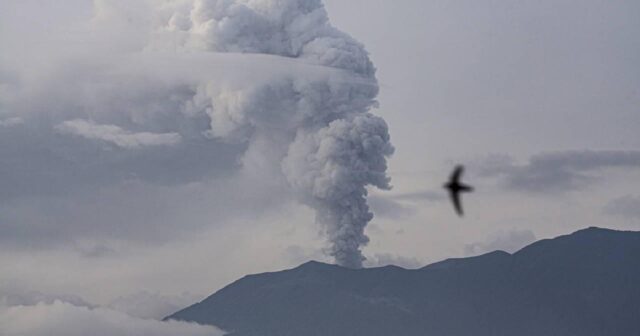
xmin=283 ymin=115 xmax=394 ymax=268
xmin=151 ymin=0 xmax=394 ymax=268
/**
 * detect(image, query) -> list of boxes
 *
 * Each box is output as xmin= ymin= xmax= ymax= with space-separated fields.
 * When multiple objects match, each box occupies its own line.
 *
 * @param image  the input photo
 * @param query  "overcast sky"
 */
xmin=1 ymin=0 xmax=639 ymax=334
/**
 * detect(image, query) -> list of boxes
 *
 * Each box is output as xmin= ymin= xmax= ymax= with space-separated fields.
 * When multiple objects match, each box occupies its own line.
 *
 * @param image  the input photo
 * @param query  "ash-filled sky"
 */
xmin=1 ymin=0 xmax=639 ymax=334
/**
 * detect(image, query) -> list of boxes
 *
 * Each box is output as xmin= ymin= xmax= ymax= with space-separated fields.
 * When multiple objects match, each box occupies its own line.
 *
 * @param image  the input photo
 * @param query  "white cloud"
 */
xmin=464 ymin=229 xmax=536 ymax=256
xmin=56 ymin=119 xmax=182 ymax=148
xmin=0 ymin=288 xmax=93 ymax=309
xmin=0 ymin=117 xmax=23 ymax=127
xmin=108 ymin=290 xmax=201 ymax=320
xmin=0 ymin=301 xmax=224 ymax=336
xmin=364 ymin=253 xmax=423 ymax=269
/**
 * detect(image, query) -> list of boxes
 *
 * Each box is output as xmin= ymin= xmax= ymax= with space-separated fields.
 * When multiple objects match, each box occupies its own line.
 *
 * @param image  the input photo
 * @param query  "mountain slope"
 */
xmin=166 ymin=227 xmax=640 ymax=336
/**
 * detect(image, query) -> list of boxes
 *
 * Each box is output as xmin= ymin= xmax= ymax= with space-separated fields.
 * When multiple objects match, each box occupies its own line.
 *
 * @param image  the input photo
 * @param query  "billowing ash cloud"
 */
xmin=0 ymin=0 xmax=393 ymax=268
xmin=145 ymin=0 xmax=394 ymax=268
xmin=283 ymin=115 xmax=394 ymax=267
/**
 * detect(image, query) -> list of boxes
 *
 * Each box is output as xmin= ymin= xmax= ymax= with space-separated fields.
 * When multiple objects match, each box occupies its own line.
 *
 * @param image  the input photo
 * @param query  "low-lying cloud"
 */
xmin=0 ymin=288 xmax=94 ymax=309
xmin=0 ymin=301 xmax=224 ymax=336
xmin=464 ymin=229 xmax=536 ymax=256
xmin=107 ymin=290 xmax=202 ymax=320
xmin=364 ymin=253 xmax=423 ymax=269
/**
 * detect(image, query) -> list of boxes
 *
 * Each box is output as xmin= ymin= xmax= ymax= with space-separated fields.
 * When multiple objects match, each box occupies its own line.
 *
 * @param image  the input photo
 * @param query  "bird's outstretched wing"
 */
xmin=449 ymin=189 xmax=463 ymax=216
xmin=459 ymin=184 xmax=474 ymax=193
xmin=450 ymin=165 xmax=464 ymax=184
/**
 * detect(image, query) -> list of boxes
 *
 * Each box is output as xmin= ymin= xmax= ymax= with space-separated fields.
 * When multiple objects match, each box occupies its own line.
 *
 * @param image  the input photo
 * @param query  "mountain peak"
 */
xmin=166 ymin=227 xmax=640 ymax=336
xmin=295 ymin=260 xmax=334 ymax=269
xmin=573 ymin=226 xmax=620 ymax=234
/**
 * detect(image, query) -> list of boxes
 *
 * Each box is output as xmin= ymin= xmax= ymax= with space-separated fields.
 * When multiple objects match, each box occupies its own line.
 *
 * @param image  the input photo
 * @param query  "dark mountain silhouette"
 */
xmin=166 ymin=227 xmax=640 ymax=336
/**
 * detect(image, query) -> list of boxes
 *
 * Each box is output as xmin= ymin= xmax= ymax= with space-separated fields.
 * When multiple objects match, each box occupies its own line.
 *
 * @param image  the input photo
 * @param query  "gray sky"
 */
xmin=1 ymin=0 xmax=639 ymax=333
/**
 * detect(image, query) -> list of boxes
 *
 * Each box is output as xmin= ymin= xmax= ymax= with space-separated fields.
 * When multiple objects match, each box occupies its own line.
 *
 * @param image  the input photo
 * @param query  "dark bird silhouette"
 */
xmin=444 ymin=165 xmax=474 ymax=216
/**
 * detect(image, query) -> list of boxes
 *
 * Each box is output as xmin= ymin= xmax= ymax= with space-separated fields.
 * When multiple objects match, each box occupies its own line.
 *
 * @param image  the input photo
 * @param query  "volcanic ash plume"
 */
xmin=283 ymin=115 xmax=394 ymax=268
xmin=136 ymin=0 xmax=394 ymax=268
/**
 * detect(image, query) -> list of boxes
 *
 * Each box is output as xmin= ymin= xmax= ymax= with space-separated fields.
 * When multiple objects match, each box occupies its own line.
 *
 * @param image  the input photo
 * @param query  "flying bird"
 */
xmin=444 ymin=165 xmax=474 ymax=216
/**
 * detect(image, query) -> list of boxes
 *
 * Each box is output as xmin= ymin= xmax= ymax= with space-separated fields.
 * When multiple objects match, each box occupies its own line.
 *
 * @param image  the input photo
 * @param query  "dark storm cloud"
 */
xmin=0 ymin=114 xmax=244 ymax=249
xmin=481 ymin=150 xmax=640 ymax=193
xmin=0 ymin=124 xmax=242 ymax=201
xmin=603 ymin=195 xmax=640 ymax=219
xmin=0 ymin=176 xmax=291 ymax=250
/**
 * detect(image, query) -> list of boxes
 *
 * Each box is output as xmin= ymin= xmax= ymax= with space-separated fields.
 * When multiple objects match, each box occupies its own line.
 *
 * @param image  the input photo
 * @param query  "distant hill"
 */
xmin=165 ymin=227 xmax=640 ymax=336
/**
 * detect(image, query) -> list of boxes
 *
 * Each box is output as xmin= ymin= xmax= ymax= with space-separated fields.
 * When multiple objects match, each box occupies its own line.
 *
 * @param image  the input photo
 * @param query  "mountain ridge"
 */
xmin=166 ymin=226 xmax=640 ymax=336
